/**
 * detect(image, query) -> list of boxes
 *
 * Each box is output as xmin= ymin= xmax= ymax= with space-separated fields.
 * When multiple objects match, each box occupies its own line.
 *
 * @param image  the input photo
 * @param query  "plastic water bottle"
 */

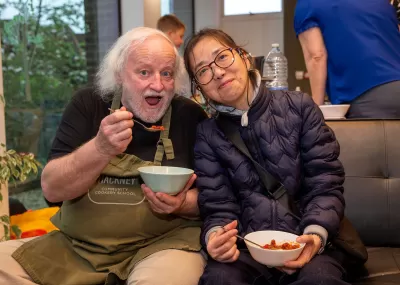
xmin=263 ymin=43 xmax=288 ymax=90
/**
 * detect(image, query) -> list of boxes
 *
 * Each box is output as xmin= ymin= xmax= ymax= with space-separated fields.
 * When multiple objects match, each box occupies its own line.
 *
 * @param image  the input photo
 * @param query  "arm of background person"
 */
xmin=396 ymin=0 xmax=400 ymax=30
xmin=298 ymin=27 xmax=328 ymax=106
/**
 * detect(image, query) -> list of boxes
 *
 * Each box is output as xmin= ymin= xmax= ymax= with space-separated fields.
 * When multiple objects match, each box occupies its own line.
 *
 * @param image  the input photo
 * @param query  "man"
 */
xmin=295 ymin=0 xmax=400 ymax=119
xmin=0 ymin=27 xmax=207 ymax=285
xmin=156 ymin=14 xmax=185 ymax=49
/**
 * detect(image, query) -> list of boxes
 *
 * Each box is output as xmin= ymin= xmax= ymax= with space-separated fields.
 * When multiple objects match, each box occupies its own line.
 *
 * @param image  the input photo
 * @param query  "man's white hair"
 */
xmin=96 ymin=27 xmax=187 ymax=101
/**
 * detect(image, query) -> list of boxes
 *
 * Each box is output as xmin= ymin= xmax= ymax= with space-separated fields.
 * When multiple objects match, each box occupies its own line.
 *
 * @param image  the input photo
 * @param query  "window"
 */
xmin=1 ymin=0 xmax=120 ymax=210
xmin=224 ymin=0 xmax=282 ymax=16
xmin=161 ymin=0 xmax=172 ymax=16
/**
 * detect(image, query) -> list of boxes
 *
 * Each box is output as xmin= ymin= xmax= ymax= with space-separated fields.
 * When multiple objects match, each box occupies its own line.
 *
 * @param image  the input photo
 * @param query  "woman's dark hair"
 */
xmin=183 ymin=28 xmax=258 ymax=95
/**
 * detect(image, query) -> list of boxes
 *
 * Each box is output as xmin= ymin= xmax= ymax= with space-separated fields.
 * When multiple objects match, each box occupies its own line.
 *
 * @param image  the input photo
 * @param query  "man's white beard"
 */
xmin=122 ymin=90 xmax=174 ymax=123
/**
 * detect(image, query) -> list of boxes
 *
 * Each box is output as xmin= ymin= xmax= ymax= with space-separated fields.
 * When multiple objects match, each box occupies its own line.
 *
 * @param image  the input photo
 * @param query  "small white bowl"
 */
xmin=319 ymin=104 xmax=350 ymax=120
xmin=138 ymin=166 xmax=193 ymax=195
xmin=244 ymin=230 xmax=305 ymax=267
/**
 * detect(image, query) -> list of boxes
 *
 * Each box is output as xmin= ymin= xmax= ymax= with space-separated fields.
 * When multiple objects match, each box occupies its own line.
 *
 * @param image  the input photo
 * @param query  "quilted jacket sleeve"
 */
xmin=194 ymin=121 xmax=241 ymax=249
xmin=298 ymin=94 xmax=345 ymax=237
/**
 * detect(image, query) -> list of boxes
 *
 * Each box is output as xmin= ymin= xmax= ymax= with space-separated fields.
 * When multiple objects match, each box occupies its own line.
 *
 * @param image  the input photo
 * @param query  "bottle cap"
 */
xmin=272 ymin=43 xmax=280 ymax=48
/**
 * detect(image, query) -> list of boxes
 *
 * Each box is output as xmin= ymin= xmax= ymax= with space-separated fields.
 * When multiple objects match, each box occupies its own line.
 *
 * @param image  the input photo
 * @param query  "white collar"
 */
xmin=213 ymin=72 xmax=261 ymax=126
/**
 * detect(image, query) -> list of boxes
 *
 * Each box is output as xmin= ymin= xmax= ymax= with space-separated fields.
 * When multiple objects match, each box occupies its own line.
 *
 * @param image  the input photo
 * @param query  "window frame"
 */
xmin=222 ymin=0 xmax=283 ymax=17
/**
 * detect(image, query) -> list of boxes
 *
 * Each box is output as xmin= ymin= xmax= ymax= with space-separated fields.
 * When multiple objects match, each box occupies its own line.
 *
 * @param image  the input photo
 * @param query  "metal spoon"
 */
xmin=235 ymin=234 xmax=265 ymax=249
xmin=221 ymin=226 xmax=264 ymax=249
xmin=108 ymin=108 xmax=163 ymax=132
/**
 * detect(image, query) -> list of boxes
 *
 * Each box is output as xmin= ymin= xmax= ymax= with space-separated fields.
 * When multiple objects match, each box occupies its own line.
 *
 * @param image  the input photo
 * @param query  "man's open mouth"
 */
xmin=145 ymin=96 xmax=162 ymax=106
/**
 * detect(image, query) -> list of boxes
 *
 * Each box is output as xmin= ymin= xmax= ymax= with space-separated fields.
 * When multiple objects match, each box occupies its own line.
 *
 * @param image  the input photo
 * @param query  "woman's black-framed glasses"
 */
xmin=194 ymin=48 xmax=235 ymax=85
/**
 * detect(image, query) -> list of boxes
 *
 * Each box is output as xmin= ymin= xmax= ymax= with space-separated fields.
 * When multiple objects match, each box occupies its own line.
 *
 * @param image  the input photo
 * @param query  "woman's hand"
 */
xmin=142 ymin=174 xmax=196 ymax=215
xmin=207 ymin=220 xmax=240 ymax=263
xmin=278 ymin=234 xmax=322 ymax=275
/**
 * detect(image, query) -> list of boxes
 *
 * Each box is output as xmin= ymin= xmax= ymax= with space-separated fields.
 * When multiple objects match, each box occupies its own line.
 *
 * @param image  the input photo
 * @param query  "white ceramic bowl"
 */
xmin=137 ymin=166 xmax=194 ymax=195
xmin=319 ymin=104 xmax=350 ymax=119
xmin=244 ymin=230 xmax=305 ymax=267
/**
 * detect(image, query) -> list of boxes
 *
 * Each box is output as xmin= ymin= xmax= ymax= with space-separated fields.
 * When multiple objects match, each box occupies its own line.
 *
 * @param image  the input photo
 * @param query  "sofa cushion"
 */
xmin=352 ymin=247 xmax=400 ymax=284
xmin=327 ymin=120 xmax=400 ymax=247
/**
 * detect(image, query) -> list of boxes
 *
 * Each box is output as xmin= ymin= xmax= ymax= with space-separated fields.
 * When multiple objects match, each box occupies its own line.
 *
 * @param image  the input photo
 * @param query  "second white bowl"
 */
xmin=244 ymin=230 xmax=305 ymax=267
xmin=138 ymin=166 xmax=193 ymax=195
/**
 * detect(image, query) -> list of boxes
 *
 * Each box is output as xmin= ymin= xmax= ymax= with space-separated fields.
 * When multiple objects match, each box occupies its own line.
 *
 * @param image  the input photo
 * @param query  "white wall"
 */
xmin=120 ymin=0 xmax=144 ymax=34
xmin=121 ymin=0 xmax=284 ymax=58
xmin=221 ymin=13 xmax=283 ymax=57
xmin=194 ymin=0 xmax=284 ymax=57
xmin=144 ymin=0 xmax=161 ymax=29
xmin=120 ymin=0 xmax=162 ymax=33
xmin=194 ymin=0 xmax=221 ymax=31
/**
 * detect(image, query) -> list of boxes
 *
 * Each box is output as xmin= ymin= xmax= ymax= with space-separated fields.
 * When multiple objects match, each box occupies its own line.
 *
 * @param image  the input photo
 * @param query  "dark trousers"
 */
xmin=346 ymin=80 xmax=400 ymax=119
xmin=199 ymin=249 xmax=350 ymax=285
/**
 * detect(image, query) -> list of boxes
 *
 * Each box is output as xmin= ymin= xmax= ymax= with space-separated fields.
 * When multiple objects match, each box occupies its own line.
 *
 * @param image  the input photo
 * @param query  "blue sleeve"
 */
xmin=294 ymin=0 xmax=320 ymax=37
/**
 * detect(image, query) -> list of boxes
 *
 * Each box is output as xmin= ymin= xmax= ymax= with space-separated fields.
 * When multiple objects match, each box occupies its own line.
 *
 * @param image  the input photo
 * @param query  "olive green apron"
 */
xmin=13 ymin=94 xmax=202 ymax=285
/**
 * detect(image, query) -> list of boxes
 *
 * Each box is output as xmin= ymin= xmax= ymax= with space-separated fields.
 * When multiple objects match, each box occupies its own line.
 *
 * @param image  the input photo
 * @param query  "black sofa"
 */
xmin=327 ymin=120 xmax=400 ymax=285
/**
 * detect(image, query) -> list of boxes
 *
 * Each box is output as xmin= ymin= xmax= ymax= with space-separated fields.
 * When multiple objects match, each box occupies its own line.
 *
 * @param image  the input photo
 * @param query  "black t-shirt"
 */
xmin=49 ymin=87 xmax=208 ymax=170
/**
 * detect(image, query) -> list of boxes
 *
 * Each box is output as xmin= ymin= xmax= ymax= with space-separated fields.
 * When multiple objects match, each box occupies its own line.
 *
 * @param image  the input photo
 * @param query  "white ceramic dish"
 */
xmin=138 ymin=166 xmax=193 ymax=195
xmin=244 ymin=230 xmax=305 ymax=267
xmin=319 ymin=104 xmax=350 ymax=120
xmin=324 ymin=116 xmax=346 ymax=120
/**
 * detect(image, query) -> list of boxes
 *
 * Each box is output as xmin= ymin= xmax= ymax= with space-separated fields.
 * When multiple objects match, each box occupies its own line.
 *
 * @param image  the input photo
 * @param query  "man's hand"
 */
xmin=94 ymin=106 xmax=134 ymax=156
xmin=278 ymin=234 xmax=322 ymax=275
xmin=142 ymin=174 xmax=196 ymax=215
xmin=207 ymin=221 xmax=240 ymax=263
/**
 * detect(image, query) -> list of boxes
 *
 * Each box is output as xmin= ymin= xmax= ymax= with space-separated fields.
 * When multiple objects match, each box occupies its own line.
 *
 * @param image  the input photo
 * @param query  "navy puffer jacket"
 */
xmin=195 ymin=86 xmax=345 ymax=249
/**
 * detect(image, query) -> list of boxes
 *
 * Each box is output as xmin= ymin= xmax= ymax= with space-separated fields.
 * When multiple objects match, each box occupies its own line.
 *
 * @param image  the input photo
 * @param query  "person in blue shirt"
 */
xmin=294 ymin=0 xmax=400 ymax=119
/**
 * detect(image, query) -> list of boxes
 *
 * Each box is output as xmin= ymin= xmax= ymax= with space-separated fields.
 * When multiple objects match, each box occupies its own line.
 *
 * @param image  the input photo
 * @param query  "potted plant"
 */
xmin=0 ymin=143 xmax=42 ymax=241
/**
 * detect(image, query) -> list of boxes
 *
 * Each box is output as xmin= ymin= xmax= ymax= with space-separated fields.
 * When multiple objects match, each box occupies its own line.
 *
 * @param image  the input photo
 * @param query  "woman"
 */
xmin=184 ymin=29 xmax=351 ymax=284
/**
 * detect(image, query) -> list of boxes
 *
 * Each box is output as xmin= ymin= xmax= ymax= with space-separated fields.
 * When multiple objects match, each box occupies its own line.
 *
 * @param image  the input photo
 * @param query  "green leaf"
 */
xmin=3 ymin=225 xmax=9 ymax=241
xmin=6 ymin=150 xmax=16 ymax=155
xmin=21 ymin=164 xmax=30 ymax=175
xmin=36 ymin=161 xmax=43 ymax=169
xmin=0 ymin=192 xmax=2 ymax=202
xmin=0 ymin=215 xmax=10 ymax=224
xmin=14 ymin=155 xmax=22 ymax=166
xmin=0 ymin=167 xmax=10 ymax=182
xmin=19 ymin=174 xmax=27 ymax=182
xmin=11 ymin=225 xmax=22 ymax=239
xmin=10 ymin=165 xmax=20 ymax=178
xmin=7 ymin=156 xmax=17 ymax=167
xmin=31 ymin=163 xmax=38 ymax=174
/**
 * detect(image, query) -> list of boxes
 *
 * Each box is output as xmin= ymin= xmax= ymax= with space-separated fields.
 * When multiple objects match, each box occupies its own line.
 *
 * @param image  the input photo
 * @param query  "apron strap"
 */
xmin=109 ymin=90 xmax=174 ymax=165
xmin=154 ymin=106 xmax=175 ymax=165
xmin=110 ymin=90 xmax=122 ymax=112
